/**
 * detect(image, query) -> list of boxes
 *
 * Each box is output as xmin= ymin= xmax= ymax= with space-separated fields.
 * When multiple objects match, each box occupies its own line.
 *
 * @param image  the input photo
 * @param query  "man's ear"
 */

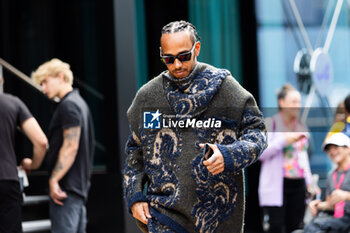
xmin=57 ymin=73 xmax=65 ymax=82
xmin=195 ymin=41 xmax=201 ymax=57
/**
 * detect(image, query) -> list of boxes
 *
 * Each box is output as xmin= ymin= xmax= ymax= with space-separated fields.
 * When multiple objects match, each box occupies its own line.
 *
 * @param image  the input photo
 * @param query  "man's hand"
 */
xmin=200 ymin=144 xmax=225 ymax=175
xmin=20 ymin=158 xmax=33 ymax=173
xmin=285 ymin=132 xmax=307 ymax=145
xmin=131 ymin=202 xmax=152 ymax=224
xmin=307 ymin=184 xmax=321 ymax=200
xmin=49 ymin=179 xmax=67 ymax=206
xmin=329 ymin=189 xmax=350 ymax=205
xmin=308 ymin=199 xmax=321 ymax=216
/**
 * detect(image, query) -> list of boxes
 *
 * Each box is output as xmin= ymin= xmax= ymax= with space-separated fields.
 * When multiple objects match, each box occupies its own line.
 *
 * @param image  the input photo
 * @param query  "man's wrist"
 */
xmin=49 ymin=176 xmax=58 ymax=184
xmin=317 ymin=201 xmax=327 ymax=211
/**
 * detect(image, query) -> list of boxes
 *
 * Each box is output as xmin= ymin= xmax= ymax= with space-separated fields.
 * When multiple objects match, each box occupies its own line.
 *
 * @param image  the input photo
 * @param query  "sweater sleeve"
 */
xmin=123 ymin=87 xmax=149 ymax=213
xmin=123 ymin=131 xmax=148 ymax=212
xmin=123 ymin=77 xmax=164 ymax=213
xmin=217 ymin=96 xmax=268 ymax=173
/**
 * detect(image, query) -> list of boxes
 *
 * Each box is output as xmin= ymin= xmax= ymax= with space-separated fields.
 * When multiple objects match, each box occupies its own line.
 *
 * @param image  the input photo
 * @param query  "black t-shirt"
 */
xmin=47 ymin=89 xmax=94 ymax=200
xmin=0 ymin=93 xmax=32 ymax=181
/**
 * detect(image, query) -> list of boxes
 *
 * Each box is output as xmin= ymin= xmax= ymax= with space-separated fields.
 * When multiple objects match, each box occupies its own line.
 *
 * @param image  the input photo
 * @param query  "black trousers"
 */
xmin=304 ymin=212 xmax=350 ymax=233
xmin=0 ymin=180 xmax=23 ymax=233
xmin=263 ymin=178 xmax=306 ymax=233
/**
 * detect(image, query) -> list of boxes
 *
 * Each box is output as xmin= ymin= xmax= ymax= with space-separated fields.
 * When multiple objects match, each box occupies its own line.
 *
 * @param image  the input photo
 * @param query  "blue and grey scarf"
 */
xmin=163 ymin=63 xmax=229 ymax=119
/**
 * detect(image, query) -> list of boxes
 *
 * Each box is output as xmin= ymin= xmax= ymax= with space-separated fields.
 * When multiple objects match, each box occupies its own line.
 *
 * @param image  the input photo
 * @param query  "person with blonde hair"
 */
xmin=32 ymin=58 xmax=94 ymax=233
xmin=32 ymin=58 xmax=73 ymax=86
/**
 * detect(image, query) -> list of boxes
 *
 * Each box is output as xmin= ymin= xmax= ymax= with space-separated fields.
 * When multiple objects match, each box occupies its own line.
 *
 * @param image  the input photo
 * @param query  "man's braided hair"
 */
xmin=161 ymin=20 xmax=200 ymax=44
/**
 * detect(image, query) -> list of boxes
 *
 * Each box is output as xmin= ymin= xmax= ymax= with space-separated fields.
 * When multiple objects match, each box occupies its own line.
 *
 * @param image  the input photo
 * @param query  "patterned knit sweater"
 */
xmin=124 ymin=62 xmax=267 ymax=233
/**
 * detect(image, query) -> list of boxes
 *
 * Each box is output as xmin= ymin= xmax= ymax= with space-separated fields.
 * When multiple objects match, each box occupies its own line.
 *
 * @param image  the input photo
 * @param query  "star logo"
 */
xmin=150 ymin=110 xmax=161 ymax=122
xmin=143 ymin=110 xmax=162 ymax=129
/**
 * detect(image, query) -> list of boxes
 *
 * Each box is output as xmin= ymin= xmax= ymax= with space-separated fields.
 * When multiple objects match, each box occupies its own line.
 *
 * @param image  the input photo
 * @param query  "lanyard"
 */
xmin=333 ymin=163 xmax=350 ymax=189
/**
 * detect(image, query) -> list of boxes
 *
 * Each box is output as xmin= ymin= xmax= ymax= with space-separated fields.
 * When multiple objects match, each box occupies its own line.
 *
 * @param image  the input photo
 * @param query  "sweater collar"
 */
xmin=162 ymin=63 xmax=199 ymax=92
xmin=163 ymin=62 xmax=229 ymax=118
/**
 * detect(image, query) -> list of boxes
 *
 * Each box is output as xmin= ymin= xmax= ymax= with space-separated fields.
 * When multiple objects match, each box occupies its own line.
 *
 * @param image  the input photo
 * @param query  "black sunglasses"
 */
xmin=160 ymin=42 xmax=197 ymax=65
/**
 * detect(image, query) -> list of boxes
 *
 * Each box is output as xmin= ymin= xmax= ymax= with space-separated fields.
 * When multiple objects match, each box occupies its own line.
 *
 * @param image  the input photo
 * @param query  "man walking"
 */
xmin=123 ymin=20 xmax=267 ymax=233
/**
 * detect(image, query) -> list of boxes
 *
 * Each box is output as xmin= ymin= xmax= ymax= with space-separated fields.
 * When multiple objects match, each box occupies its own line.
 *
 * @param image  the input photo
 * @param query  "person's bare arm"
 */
xmin=21 ymin=117 xmax=48 ymax=170
xmin=308 ymin=198 xmax=334 ymax=217
xmin=317 ymin=196 xmax=335 ymax=211
xmin=49 ymin=126 xmax=81 ymax=205
xmin=309 ymin=200 xmax=321 ymax=216
xmin=316 ymin=201 xmax=334 ymax=212
xmin=51 ymin=126 xmax=81 ymax=182
xmin=328 ymin=189 xmax=350 ymax=205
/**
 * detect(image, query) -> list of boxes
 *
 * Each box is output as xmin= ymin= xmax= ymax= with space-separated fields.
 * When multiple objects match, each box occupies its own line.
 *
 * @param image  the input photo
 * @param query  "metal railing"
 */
xmin=22 ymin=195 xmax=51 ymax=232
xmin=0 ymin=57 xmax=60 ymax=103
xmin=0 ymin=62 xmax=3 ymax=93
xmin=22 ymin=219 xmax=51 ymax=233
xmin=0 ymin=57 xmax=104 ymax=102
xmin=0 ymin=57 xmax=44 ymax=94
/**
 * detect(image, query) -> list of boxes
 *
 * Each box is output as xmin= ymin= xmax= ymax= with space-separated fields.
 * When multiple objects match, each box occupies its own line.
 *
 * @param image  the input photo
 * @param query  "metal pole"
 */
xmin=0 ymin=57 xmax=58 ymax=102
xmin=301 ymin=84 xmax=316 ymax=124
xmin=0 ymin=64 xmax=3 ymax=93
xmin=324 ymin=0 xmax=344 ymax=53
xmin=288 ymin=0 xmax=314 ymax=55
xmin=0 ymin=57 xmax=42 ymax=92
xmin=315 ymin=0 xmax=334 ymax=48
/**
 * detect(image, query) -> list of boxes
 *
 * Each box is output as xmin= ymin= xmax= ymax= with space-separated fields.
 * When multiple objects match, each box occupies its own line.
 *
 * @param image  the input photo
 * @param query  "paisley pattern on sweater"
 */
xmin=123 ymin=132 xmax=144 ymax=200
xmin=193 ymin=117 xmax=238 ymax=144
xmin=145 ymin=128 xmax=182 ymax=209
xmin=226 ymin=109 xmax=267 ymax=173
xmin=215 ymin=129 xmax=237 ymax=145
xmin=191 ymin=129 xmax=238 ymax=233
xmin=148 ymin=218 xmax=174 ymax=233
xmin=163 ymin=68 xmax=228 ymax=118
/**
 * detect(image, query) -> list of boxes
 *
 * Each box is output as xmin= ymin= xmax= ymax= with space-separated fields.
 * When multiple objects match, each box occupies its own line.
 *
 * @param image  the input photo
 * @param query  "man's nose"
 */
xmin=174 ymin=58 xmax=182 ymax=68
xmin=328 ymin=147 xmax=336 ymax=155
